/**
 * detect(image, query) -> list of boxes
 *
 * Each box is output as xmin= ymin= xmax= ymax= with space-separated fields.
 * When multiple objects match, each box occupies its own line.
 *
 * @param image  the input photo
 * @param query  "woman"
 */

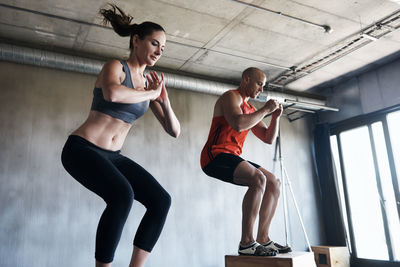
xmin=61 ymin=4 xmax=180 ymax=267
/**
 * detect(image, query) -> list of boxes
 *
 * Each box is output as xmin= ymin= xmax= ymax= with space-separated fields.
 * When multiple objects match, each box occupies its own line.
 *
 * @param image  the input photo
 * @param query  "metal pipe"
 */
xmin=0 ymin=43 xmax=103 ymax=75
xmin=285 ymin=99 xmax=339 ymax=111
xmin=257 ymin=91 xmax=326 ymax=107
xmin=230 ymin=0 xmax=332 ymax=33
xmin=0 ymin=42 xmax=331 ymax=110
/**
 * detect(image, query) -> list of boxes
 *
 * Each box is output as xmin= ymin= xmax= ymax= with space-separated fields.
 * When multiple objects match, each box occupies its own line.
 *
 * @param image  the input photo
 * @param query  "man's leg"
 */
xmin=255 ymin=167 xmax=291 ymax=253
xmin=255 ymin=167 xmax=281 ymax=244
xmin=233 ymin=161 xmax=267 ymax=246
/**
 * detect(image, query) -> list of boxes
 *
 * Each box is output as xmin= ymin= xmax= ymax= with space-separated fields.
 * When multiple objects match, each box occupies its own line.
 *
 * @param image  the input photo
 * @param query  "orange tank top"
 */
xmin=200 ymin=90 xmax=256 ymax=169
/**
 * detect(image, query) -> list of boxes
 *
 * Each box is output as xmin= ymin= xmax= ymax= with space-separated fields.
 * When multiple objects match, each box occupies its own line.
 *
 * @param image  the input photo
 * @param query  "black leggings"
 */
xmin=61 ymin=135 xmax=171 ymax=263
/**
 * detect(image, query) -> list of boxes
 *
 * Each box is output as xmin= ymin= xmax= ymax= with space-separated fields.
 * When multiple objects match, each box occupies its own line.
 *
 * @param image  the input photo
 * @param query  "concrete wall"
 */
xmin=0 ymin=61 xmax=324 ymax=267
xmin=316 ymin=58 xmax=400 ymax=123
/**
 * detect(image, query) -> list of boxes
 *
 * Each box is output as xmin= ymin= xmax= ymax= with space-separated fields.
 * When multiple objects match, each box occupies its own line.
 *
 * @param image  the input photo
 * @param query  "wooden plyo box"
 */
xmin=311 ymin=246 xmax=349 ymax=267
xmin=225 ymin=252 xmax=316 ymax=267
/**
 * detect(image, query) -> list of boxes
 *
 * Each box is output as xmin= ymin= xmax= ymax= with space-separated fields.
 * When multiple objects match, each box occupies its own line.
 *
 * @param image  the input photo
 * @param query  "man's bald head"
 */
xmin=242 ymin=67 xmax=266 ymax=81
xmin=238 ymin=67 xmax=267 ymax=99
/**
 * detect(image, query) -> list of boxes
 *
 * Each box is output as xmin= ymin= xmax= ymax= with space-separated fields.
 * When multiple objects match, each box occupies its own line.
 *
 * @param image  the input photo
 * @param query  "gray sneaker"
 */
xmin=263 ymin=241 xmax=292 ymax=253
xmin=238 ymin=242 xmax=277 ymax=256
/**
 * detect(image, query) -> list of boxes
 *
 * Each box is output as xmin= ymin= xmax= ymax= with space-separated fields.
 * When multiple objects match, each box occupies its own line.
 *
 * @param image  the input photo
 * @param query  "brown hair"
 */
xmin=99 ymin=4 xmax=165 ymax=50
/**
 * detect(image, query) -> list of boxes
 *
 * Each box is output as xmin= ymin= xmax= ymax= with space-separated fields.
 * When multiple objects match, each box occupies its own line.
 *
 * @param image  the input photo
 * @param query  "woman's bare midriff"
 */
xmin=72 ymin=110 xmax=132 ymax=151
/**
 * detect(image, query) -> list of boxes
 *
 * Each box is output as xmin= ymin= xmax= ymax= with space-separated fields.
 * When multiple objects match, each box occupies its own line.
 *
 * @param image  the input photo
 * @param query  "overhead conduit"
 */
xmin=0 ymin=42 xmax=336 ymax=120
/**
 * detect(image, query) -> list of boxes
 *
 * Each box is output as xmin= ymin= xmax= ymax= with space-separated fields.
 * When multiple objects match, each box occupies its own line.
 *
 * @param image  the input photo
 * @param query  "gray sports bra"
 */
xmin=91 ymin=60 xmax=150 ymax=124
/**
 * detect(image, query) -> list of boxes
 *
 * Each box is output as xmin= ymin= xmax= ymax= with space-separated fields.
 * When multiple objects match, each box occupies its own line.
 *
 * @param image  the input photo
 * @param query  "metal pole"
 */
xmin=283 ymin=166 xmax=312 ymax=251
xmin=278 ymin=134 xmax=290 ymax=246
xmin=275 ymin=127 xmax=312 ymax=251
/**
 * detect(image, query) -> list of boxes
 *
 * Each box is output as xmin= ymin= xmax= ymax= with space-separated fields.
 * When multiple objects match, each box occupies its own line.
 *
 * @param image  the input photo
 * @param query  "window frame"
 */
xmin=329 ymin=104 xmax=400 ymax=266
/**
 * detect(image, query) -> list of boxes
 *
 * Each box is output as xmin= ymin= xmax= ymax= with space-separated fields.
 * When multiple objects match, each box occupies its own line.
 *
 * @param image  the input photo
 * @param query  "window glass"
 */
xmin=387 ymin=111 xmax=400 ymax=193
xmin=330 ymin=135 xmax=351 ymax=251
xmin=340 ymin=126 xmax=388 ymax=260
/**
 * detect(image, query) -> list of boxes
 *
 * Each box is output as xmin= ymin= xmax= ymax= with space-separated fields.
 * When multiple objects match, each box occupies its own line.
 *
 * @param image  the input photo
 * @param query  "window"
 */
xmin=330 ymin=109 xmax=400 ymax=263
xmin=388 ymin=111 xmax=400 ymax=193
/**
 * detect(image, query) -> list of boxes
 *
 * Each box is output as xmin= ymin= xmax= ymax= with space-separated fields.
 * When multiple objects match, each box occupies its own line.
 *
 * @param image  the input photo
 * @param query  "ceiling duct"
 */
xmin=0 ymin=42 xmax=337 ymax=119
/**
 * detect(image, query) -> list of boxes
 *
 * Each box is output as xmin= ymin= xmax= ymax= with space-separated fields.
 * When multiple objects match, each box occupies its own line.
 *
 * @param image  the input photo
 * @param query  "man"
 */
xmin=200 ymin=67 xmax=291 ymax=256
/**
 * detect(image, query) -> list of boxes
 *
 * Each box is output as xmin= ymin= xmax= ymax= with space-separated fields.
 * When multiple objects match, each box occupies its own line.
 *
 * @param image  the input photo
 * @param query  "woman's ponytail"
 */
xmin=99 ymin=4 xmax=134 ymax=37
xmin=99 ymin=4 xmax=165 ymax=50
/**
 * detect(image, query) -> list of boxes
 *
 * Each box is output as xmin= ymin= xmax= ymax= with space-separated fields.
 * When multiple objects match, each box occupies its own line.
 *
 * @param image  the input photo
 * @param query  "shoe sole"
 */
xmin=238 ymin=252 xmax=277 ymax=256
xmin=275 ymin=247 xmax=292 ymax=254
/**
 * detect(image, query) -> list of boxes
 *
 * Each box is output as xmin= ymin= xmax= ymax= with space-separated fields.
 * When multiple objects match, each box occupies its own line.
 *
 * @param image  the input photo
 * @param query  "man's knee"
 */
xmin=266 ymin=173 xmax=280 ymax=195
xmin=250 ymin=170 xmax=267 ymax=191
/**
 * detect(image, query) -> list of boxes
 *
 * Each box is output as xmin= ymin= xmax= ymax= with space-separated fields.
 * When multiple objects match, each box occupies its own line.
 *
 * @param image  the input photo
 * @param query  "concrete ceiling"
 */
xmin=1 ymin=0 xmax=400 ymax=92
